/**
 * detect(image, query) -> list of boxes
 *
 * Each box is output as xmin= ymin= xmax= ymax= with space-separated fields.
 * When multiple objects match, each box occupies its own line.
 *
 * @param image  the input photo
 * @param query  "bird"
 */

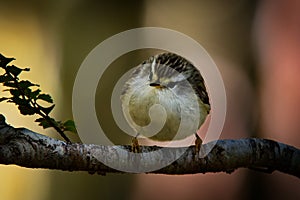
xmin=120 ymin=52 xmax=210 ymax=153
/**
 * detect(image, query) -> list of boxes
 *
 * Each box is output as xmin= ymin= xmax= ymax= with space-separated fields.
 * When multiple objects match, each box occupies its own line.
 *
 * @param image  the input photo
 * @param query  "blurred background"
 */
xmin=0 ymin=0 xmax=299 ymax=199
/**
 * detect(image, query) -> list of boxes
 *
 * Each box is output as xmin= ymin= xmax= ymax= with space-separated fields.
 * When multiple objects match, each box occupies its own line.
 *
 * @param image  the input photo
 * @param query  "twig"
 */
xmin=0 ymin=114 xmax=299 ymax=177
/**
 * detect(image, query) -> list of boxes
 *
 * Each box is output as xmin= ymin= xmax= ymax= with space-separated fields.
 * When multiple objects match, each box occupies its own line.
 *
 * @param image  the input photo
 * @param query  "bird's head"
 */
xmin=148 ymin=57 xmax=187 ymax=90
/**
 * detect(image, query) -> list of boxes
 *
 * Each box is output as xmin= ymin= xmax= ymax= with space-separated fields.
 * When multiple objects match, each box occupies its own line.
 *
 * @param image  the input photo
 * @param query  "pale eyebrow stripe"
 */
xmin=151 ymin=58 xmax=156 ymax=74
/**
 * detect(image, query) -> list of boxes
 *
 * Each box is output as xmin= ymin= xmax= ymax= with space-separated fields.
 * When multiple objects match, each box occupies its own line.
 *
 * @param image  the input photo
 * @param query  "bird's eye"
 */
xmin=167 ymin=82 xmax=176 ymax=88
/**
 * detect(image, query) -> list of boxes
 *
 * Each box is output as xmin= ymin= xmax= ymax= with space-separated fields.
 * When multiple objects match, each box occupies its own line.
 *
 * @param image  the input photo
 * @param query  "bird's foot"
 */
xmin=195 ymin=133 xmax=202 ymax=156
xmin=131 ymin=136 xmax=141 ymax=153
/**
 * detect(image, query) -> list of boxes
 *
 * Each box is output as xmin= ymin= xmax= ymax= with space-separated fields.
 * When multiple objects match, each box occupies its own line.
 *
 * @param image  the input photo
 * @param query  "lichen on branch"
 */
xmin=0 ymin=114 xmax=299 ymax=178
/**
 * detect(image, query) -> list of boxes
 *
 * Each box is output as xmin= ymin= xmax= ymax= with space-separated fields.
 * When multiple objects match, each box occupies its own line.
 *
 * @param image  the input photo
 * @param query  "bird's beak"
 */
xmin=150 ymin=82 xmax=164 ymax=89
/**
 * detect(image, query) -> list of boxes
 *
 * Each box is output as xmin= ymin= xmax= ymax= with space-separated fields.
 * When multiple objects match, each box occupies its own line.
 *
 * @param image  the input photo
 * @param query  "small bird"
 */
xmin=121 ymin=53 xmax=210 ymax=152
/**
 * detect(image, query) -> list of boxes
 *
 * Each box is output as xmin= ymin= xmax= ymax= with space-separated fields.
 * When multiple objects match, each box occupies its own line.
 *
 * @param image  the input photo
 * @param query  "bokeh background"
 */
xmin=0 ymin=0 xmax=299 ymax=199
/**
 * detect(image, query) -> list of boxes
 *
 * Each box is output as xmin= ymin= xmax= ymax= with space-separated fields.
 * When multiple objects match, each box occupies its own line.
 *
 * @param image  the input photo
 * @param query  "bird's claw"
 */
xmin=131 ymin=137 xmax=141 ymax=153
xmin=195 ymin=133 xmax=202 ymax=155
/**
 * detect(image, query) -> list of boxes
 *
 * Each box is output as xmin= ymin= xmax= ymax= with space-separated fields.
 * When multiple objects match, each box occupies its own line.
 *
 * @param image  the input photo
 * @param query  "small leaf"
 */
xmin=0 ymin=97 xmax=9 ymax=102
xmin=63 ymin=120 xmax=75 ymax=127
xmin=0 ymin=74 xmax=14 ymax=83
xmin=0 ymin=54 xmax=15 ymax=66
xmin=37 ymin=94 xmax=53 ymax=103
xmin=3 ymin=81 xmax=17 ymax=88
xmin=11 ymin=96 xmax=29 ymax=105
xmin=18 ymin=104 xmax=36 ymax=115
xmin=63 ymin=120 xmax=77 ymax=133
xmin=35 ymin=118 xmax=52 ymax=129
xmin=35 ymin=117 xmax=44 ymax=122
xmin=10 ymin=89 xmax=20 ymax=97
xmin=23 ymin=88 xmax=32 ymax=96
xmin=39 ymin=104 xmax=55 ymax=115
xmin=30 ymin=89 xmax=41 ymax=99
xmin=19 ymin=80 xmax=38 ymax=89
xmin=0 ymin=75 xmax=7 ymax=83
xmin=7 ymin=65 xmax=22 ymax=76
xmin=36 ymin=117 xmax=58 ymax=129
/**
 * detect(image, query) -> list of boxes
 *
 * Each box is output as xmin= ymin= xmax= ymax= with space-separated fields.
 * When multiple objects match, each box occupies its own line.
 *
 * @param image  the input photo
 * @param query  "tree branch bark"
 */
xmin=0 ymin=114 xmax=299 ymax=178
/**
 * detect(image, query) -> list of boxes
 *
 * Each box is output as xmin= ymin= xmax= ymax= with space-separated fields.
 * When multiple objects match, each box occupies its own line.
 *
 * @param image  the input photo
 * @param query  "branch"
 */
xmin=0 ymin=114 xmax=299 ymax=178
